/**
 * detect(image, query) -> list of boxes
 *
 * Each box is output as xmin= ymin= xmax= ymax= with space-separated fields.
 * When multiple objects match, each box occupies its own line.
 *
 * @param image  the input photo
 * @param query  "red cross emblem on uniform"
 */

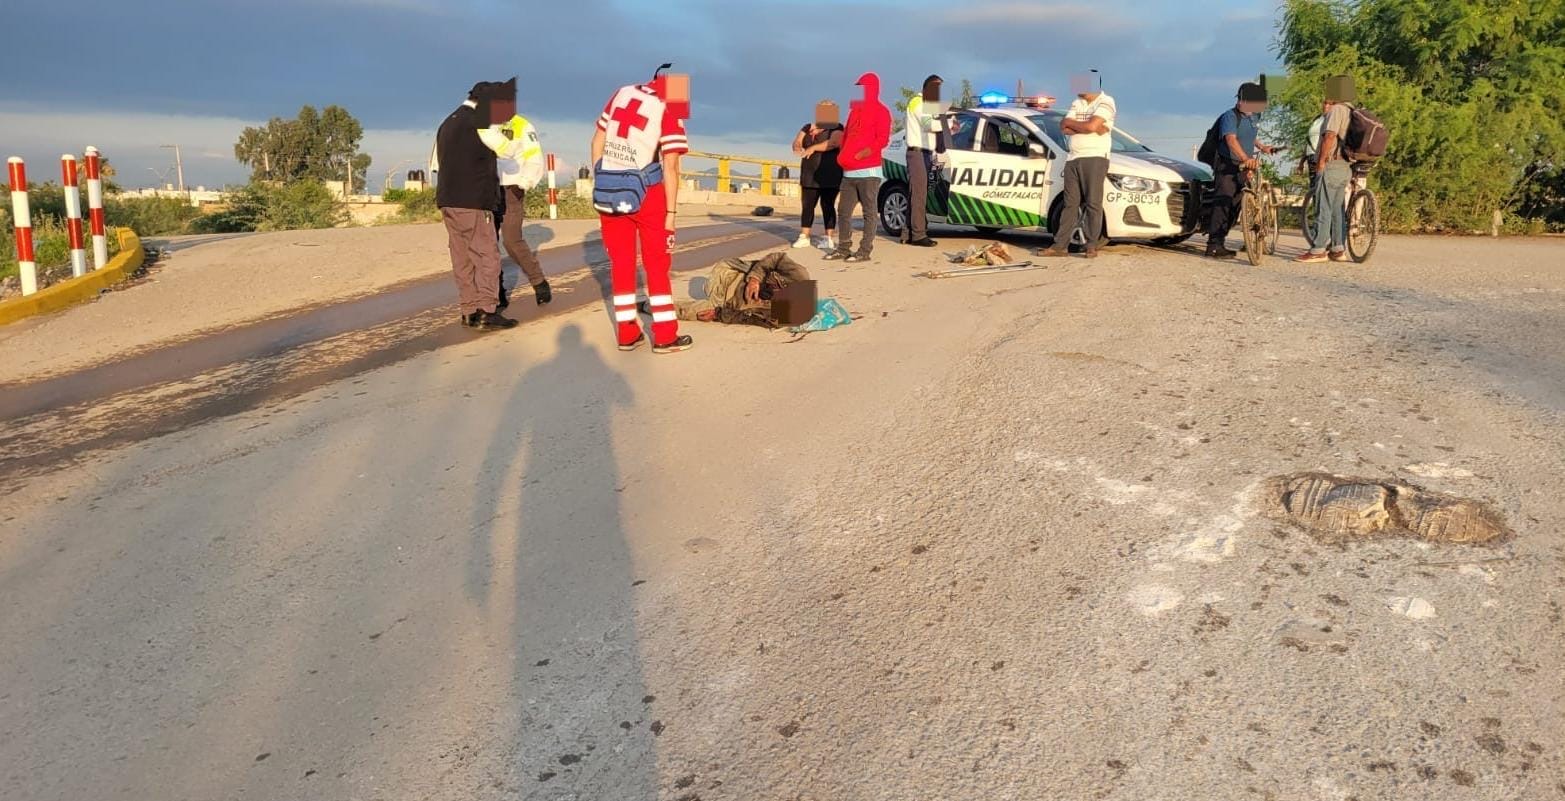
xmin=610 ymin=98 xmax=650 ymax=138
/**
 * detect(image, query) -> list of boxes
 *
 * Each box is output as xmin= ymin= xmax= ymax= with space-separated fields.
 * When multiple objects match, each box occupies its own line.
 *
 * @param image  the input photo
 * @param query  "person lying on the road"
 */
xmin=671 ymin=252 xmax=812 ymax=326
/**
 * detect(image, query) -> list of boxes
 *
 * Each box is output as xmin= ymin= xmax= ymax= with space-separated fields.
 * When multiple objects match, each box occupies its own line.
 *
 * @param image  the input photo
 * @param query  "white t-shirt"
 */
xmin=595 ymin=84 xmax=689 ymax=172
xmin=1304 ymin=115 xmax=1325 ymax=159
xmin=1065 ymin=92 xmax=1116 ymax=160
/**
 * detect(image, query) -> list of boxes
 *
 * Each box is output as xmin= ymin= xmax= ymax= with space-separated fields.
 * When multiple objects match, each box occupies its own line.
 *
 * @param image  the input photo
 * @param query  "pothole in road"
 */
xmin=1266 ymin=472 xmax=1509 ymax=545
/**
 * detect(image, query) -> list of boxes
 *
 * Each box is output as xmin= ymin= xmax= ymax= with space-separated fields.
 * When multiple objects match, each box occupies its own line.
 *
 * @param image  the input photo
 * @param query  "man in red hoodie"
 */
xmin=825 ymin=72 xmax=892 ymax=264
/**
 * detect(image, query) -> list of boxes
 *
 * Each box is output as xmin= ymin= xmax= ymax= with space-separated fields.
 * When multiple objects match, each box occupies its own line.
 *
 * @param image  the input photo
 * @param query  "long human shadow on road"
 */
xmin=465 ymin=324 xmax=656 ymax=797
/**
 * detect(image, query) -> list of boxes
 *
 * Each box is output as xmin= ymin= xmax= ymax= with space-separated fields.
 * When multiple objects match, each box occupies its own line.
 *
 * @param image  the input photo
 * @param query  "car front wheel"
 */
xmin=878 ymin=183 xmax=910 ymax=239
xmin=1046 ymin=197 xmax=1108 ymax=251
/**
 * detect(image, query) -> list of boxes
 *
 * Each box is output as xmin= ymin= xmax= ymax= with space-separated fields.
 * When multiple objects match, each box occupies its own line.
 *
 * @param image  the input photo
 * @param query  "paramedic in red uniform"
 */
xmin=591 ymin=71 xmax=694 ymax=354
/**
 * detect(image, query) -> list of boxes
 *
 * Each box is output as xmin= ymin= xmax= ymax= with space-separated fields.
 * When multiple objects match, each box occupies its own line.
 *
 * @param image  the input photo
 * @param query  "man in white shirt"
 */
xmin=1042 ymin=72 xmax=1116 ymax=259
xmin=493 ymin=114 xmax=552 ymax=309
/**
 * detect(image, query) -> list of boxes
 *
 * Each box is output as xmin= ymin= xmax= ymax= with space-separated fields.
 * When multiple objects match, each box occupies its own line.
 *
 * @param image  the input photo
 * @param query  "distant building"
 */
xmin=119 ymin=186 xmax=223 ymax=207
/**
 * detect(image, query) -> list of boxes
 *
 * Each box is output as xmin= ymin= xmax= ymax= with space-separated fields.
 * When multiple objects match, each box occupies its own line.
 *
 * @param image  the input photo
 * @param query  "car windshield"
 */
xmin=1028 ymin=112 xmax=1152 ymax=153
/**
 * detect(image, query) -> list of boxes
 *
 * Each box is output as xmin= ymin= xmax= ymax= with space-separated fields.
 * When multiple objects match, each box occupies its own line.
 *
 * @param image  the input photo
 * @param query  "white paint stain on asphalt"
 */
xmin=1127 ymin=584 xmax=1184 ymax=617
xmin=1386 ymin=596 xmax=1438 ymax=620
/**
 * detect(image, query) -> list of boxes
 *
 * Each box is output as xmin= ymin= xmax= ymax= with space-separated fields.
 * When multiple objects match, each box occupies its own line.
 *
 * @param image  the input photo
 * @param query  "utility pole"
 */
xmin=382 ymin=161 xmax=408 ymax=195
xmin=160 ymin=144 xmax=185 ymax=195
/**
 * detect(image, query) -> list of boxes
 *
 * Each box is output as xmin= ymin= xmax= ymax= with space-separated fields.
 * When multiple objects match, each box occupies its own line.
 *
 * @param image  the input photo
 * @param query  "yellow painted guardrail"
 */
xmin=685 ymin=151 xmax=797 ymax=195
xmin=0 ymin=228 xmax=144 ymax=325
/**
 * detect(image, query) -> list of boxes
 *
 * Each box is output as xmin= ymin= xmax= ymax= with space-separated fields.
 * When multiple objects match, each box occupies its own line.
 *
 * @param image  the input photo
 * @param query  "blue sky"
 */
xmin=1 ymin=0 xmax=1281 ymax=189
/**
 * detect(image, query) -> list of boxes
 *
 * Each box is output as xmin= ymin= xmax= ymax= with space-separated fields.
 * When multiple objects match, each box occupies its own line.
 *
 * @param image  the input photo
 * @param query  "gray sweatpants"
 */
xmin=834 ymin=177 xmax=881 ymax=257
xmin=441 ymin=207 xmax=502 ymax=316
xmin=1054 ymin=156 xmax=1109 ymax=248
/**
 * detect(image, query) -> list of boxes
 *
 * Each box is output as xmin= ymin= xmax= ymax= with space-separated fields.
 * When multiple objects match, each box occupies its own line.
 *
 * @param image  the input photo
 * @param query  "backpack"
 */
xmin=1343 ymin=105 xmax=1389 ymax=162
xmin=1196 ymin=114 xmax=1222 ymax=166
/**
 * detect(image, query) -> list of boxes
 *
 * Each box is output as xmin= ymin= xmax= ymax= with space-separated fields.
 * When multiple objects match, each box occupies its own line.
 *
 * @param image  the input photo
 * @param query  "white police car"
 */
xmin=878 ymin=94 xmax=1214 ymax=244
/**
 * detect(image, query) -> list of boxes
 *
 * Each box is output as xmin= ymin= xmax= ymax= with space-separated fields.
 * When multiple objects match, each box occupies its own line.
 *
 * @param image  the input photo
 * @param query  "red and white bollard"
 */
xmin=8 ymin=157 xmax=38 ymax=296
xmin=61 ymin=154 xmax=88 ymax=277
xmin=546 ymin=153 xmax=558 ymax=221
xmin=85 ymin=146 xmax=108 ymax=270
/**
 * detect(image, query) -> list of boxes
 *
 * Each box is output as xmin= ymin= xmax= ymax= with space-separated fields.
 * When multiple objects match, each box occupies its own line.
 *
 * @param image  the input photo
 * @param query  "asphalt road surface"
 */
xmin=1 ymin=230 xmax=1562 ymax=801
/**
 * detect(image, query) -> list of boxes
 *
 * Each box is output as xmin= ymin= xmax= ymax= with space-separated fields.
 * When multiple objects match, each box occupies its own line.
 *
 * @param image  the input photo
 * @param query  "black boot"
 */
xmin=460 ymin=311 xmax=482 ymax=328
xmin=534 ymin=280 xmax=552 ymax=305
xmin=478 ymin=311 xmax=519 ymax=330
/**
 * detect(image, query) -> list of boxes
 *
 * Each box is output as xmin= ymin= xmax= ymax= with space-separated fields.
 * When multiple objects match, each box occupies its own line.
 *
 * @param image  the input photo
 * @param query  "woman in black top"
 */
xmin=791 ymin=100 xmax=844 ymax=249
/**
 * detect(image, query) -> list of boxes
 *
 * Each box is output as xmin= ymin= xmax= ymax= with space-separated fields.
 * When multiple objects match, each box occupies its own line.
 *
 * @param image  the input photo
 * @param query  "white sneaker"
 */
xmin=814 ymin=235 xmax=833 ymax=249
xmin=792 ymin=235 xmax=812 ymax=248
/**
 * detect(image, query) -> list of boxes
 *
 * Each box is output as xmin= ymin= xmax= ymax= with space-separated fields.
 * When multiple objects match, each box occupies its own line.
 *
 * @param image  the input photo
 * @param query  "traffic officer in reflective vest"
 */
xmin=590 ymin=68 xmax=693 ymax=354
xmin=903 ymin=74 xmax=943 ymax=247
xmin=493 ymin=113 xmax=552 ymax=308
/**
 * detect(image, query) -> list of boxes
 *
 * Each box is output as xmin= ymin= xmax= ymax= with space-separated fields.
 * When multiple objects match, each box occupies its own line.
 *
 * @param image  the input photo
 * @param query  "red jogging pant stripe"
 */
xmin=600 ymin=186 xmax=679 ymax=346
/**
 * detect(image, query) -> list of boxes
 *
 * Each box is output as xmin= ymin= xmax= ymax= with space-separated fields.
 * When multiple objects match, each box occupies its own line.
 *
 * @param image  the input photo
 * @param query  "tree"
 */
xmin=1274 ymin=0 xmax=1565 ymax=232
xmin=190 ymin=180 xmax=345 ymax=233
xmin=263 ymin=180 xmax=347 ymax=230
xmin=1515 ymin=164 xmax=1565 ymax=230
xmin=67 ymin=156 xmax=122 ymax=194
xmin=892 ymin=86 xmax=918 ymax=132
xmin=234 ymin=104 xmax=373 ymax=192
xmin=953 ymin=79 xmax=979 ymax=110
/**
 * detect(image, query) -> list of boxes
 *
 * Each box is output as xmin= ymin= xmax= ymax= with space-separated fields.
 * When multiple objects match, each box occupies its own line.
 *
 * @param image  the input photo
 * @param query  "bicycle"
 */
xmin=1345 ymin=165 xmax=1379 ymax=262
xmin=1239 ymin=167 xmax=1280 ymax=266
xmin=1299 ymin=163 xmax=1379 ymax=263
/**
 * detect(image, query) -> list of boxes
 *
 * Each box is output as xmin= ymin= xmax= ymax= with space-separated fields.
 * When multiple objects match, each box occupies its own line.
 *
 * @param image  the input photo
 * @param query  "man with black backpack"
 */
xmin=1201 ymin=82 xmax=1278 ymax=259
xmin=1298 ymin=75 xmax=1357 ymax=263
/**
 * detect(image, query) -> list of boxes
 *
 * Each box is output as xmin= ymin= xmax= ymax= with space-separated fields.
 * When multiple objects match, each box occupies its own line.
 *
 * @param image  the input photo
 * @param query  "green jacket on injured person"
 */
xmin=676 ymin=252 xmax=812 ymax=325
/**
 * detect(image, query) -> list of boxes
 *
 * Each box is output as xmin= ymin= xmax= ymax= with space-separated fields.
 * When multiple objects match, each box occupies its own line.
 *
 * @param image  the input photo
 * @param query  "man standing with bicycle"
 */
xmin=1205 ymin=82 xmax=1278 ymax=260
xmin=1298 ymin=75 xmax=1355 ymax=263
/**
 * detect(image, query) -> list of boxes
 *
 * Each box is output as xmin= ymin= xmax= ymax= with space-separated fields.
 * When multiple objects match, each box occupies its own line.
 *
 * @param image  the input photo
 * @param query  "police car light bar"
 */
xmin=978 ymin=91 xmax=1056 ymax=109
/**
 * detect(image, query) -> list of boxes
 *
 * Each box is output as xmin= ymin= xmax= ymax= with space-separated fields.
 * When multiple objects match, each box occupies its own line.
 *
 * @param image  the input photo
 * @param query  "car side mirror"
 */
xmin=1028 ymin=142 xmax=1047 ymax=159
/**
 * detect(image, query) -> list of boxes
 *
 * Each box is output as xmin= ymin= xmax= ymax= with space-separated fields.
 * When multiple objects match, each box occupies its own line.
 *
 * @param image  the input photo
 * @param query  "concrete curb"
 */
xmin=0 ymin=228 xmax=144 ymax=326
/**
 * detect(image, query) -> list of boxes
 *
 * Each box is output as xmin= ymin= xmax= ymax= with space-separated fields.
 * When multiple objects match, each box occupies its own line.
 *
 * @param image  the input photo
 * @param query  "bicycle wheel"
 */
xmin=1240 ymin=189 xmax=1263 ymax=266
xmin=1347 ymin=189 xmax=1379 ymax=263
xmin=1264 ymin=187 xmax=1280 ymax=255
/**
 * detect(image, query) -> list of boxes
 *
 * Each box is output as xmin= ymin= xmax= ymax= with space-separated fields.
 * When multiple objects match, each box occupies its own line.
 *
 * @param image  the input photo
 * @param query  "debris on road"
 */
xmin=1267 ymin=472 xmax=1509 ymax=544
xmin=788 ymin=298 xmax=854 ymax=334
xmin=1387 ymin=596 xmax=1439 ymax=620
xmin=919 ymin=260 xmax=1040 ymax=279
xmin=946 ymin=241 xmax=1015 ymax=266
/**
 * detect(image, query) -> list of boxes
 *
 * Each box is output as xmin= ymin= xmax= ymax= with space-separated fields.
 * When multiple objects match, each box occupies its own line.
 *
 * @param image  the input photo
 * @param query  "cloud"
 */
xmin=1177 ymin=76 xmax=1257 ymax=92
xmin=1 ymin=0 xmax=1283 ymax=188
xmin=940 ymin=1 xmax=1141 ymax=32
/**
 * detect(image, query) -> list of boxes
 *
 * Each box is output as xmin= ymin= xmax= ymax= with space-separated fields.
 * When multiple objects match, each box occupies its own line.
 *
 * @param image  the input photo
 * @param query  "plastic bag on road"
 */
xmin=789 ymin=298 xmax=853 ymax=333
